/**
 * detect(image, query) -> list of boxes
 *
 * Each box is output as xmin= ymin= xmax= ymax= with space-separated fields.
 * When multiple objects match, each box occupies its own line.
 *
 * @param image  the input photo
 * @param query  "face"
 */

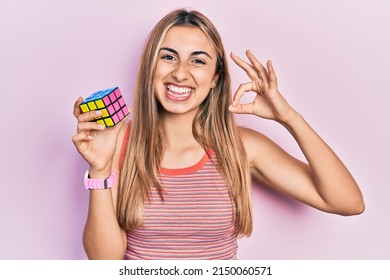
xmin=153 ymin=25 xmax=218 ymax=117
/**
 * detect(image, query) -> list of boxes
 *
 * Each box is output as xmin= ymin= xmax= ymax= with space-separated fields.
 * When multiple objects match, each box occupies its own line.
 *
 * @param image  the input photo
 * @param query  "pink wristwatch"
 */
xmin=84 ymin=170 xmax=116 ymax=190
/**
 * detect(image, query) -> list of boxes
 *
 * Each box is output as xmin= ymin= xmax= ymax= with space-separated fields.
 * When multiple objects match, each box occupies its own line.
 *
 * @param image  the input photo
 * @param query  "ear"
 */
xmin=210 ymin=74 xmax=219 ymax=88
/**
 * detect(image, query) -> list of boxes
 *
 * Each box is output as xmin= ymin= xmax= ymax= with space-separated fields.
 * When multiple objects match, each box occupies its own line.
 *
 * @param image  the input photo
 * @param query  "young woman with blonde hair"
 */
xmin=72 ymin=9 xmax=364 ymax=260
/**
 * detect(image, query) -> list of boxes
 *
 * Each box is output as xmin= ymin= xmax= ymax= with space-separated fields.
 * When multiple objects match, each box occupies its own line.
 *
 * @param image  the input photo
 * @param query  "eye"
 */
xmin=192 ymin=59 xmax=206 ymax=65
xmin=161 ymin=54 xmax=176 ymax=61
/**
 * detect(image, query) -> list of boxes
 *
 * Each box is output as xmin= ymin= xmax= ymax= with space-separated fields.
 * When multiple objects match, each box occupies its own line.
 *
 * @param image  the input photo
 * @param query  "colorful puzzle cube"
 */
xmin=80 ymin=87 xmax=129 ymax=127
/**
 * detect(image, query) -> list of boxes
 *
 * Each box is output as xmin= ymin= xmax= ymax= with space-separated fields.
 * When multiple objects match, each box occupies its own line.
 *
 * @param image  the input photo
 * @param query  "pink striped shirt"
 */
xmin=124 ymin=151 xmax=238 ymax=260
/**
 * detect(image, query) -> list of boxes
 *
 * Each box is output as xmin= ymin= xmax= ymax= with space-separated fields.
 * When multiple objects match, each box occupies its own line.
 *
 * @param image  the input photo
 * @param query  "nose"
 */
xmin=172 ymin=61 xmax=190 ymax=82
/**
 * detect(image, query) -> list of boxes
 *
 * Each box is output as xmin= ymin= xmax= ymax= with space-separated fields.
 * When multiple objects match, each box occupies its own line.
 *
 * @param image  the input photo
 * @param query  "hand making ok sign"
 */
xmin=229 ymin=50 xmax=299 ymax=125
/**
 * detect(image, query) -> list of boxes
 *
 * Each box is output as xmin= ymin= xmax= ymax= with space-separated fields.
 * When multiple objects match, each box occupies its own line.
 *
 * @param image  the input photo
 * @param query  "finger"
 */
xmin=72 ymin=133 xmax=93 ymax=145
xmin=228 ymin=102 xmax=255 ymax=115
xmin=266 ymin=60 xmax=278 ymax=85
xmin=77 ymin=121 xmax=106 ymax=134
xmin=77 ymin=110 xmax=103 ymax=123
xmin=245 ymin=50 xmax=269 ymax=82
xmin=73 ymin=97 xmax=83 ymax=118
xmin=231 ymin=82 xmax=255 ymax=107
xmin=230 ymin=52 xmax=260 ymax=81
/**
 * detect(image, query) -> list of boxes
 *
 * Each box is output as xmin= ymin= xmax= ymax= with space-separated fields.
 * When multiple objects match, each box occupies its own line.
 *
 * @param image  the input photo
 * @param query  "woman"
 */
xmin=72 ymin=9 xmax=364 ymax=260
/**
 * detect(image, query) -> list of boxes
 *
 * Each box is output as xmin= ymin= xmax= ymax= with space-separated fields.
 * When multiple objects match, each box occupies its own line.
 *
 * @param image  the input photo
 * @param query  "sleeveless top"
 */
xmin=124 ymin=151 xmax=238 ymax=260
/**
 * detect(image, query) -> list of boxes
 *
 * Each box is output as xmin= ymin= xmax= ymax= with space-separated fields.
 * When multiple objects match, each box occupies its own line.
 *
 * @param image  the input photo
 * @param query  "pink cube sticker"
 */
xmin=112 ymin=114 xmax=119 ymax=124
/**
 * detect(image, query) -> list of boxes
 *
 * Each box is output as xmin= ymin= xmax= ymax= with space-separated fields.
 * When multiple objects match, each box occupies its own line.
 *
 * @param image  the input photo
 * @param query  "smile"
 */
xmin=166 ymin=84 xmax=193 ymax=101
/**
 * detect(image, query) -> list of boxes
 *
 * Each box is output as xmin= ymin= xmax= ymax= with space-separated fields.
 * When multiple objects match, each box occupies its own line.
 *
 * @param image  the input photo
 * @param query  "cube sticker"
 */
xmin=80 ymin=87 xmax=129 ymax=127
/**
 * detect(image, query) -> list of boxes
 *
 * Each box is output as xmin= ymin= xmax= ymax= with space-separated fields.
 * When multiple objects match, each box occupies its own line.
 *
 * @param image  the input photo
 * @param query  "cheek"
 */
xmin=154 ymin=62 xmax=172 ymax=77
xmin=195 ymin=69 xmax=216 ymax=85
xmin=152 ymin=65 xmax=167 ymax=87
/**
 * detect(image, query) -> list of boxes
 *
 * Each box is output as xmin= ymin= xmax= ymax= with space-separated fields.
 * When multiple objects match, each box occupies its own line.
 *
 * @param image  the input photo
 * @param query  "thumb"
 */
xmin=228 ymin=103 xmax=254 ymax=115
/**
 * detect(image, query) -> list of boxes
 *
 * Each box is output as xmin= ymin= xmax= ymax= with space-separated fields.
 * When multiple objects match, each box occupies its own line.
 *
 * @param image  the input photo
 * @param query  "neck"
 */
xmin=161 ymin=111 xmax=200 ymax=151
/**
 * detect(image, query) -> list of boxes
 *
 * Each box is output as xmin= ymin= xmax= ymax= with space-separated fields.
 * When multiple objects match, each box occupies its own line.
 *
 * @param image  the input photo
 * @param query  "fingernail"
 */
xmin=233 ymin=101 xmax=237 ymax=107
xmin=96 ymin=110 xmax=102 ymax=116
xmin=98 ymin=124 xmax=105 ymax=129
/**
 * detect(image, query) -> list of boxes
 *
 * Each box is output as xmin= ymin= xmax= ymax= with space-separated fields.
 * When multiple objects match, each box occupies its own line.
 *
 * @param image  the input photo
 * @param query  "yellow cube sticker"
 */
xmin=80 ymin=104 xmax=89 ymax=112
xmin=95 ymin=100 xmax=104 ymax=109
xmin=101 ymin=109 xmax=109 ymax=117
xmin=88 ymin=102 xmax=97 ymax=110
xmin=105 ymin=118 xmax=114 ymax=127
xmin=96 ymin=119 xmax=105 ymax=126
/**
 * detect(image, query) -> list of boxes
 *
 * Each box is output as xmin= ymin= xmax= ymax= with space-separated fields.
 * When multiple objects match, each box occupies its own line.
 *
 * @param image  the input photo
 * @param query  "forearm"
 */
xmin=83 ymin=169 xmax=126 ymax=259
xmin=283 ymin=114 xmax=365 ymax=215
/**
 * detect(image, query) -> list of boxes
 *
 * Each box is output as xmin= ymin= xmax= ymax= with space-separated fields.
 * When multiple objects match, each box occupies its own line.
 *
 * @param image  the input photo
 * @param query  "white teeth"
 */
xmin=166 ymin=84 xmax=192 ymax=98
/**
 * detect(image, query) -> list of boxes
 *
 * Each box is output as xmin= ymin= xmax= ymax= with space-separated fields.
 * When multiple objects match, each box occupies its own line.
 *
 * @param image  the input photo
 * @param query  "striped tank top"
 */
xmin=124 ymin=151 xmax=238 ymax=259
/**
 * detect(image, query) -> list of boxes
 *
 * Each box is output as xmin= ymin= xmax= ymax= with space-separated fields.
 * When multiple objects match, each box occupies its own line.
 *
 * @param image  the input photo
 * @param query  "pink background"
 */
xmin=1 ymin=0 xmax=389 ymax=259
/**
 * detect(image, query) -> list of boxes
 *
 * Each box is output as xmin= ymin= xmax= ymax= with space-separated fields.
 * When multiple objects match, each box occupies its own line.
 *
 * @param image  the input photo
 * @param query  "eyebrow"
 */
xmin=159 ymin=47 xmax=213 ymax=59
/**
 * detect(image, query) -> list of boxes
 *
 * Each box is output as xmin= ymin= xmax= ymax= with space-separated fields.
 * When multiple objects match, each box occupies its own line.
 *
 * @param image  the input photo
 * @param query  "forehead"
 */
xmin=161 ymin=25 xmax=216 ymax=55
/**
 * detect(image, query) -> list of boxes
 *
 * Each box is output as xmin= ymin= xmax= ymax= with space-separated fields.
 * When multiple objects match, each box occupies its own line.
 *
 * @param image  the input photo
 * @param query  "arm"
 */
xmin=83 ymin=175 xmax=127 ymax=259
xmin=230 ymin=50 xmax=364 ymax=215
xmin=72 ymin=97 xmax=128 ymax=259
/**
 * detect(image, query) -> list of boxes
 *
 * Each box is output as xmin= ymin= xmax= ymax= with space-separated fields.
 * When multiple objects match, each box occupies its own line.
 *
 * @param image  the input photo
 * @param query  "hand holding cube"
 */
xmin=72 ymin=87 xmax=130 ymax=173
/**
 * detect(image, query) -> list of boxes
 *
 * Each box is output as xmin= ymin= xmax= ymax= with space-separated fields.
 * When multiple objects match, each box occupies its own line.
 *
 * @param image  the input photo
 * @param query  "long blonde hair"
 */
xmin=117 ymin=9 xmax=252 ymax=236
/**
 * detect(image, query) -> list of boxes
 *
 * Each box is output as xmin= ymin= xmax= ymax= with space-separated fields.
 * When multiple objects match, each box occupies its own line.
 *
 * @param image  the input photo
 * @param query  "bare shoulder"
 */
xmin=237 ymin=126 xmax=266 ymax=143
xmin=237 ymin=126 xmax=284 ymax=165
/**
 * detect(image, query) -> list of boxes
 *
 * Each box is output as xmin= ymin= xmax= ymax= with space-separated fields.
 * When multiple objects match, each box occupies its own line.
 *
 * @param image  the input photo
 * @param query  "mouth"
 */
xmin=165 ymin=83 xmax=193 ymax=101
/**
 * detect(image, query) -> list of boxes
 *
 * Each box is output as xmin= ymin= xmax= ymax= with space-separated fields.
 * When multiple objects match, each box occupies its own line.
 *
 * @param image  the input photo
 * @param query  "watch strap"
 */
xmin=84 ymin=170 xmax=116 ymax=190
